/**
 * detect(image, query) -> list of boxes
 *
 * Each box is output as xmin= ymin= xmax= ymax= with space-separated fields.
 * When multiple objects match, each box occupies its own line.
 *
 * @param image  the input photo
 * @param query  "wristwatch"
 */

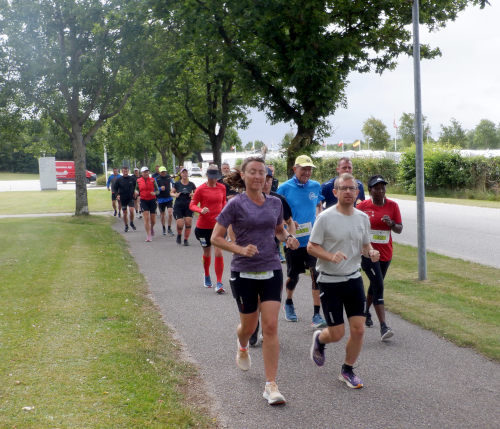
xmin=285 ymin=234 xmax=295 ymax=242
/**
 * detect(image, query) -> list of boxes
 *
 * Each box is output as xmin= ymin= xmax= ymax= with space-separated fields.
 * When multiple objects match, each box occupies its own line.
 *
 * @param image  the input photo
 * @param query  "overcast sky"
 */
xmin=238 ymin=4 xmax=499 ymax=149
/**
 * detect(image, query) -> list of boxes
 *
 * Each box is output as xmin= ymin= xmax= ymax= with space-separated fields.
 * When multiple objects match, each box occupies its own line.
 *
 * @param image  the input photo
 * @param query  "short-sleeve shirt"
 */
xmin=309 ymin=206 xmax=371 ymax=283
xmin=321 ymin=177 xmax=365 ymax=208
xmin=172 ymin=180 xmax=197 ymax=208
xmin=156 ymin=174 xmax=173 ymax=203
xmin=216 ymin=193 xmax=284 ymax=272
xmin=189 ymin=182 xmax=227 ymax=229
xmin=356 ymin=198 xmax=402 ymax=262
xmin=276 ymin=177 xmax=324 ymax=248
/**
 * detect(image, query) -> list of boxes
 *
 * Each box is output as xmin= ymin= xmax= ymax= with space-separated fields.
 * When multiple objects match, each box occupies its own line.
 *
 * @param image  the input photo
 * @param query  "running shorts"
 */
xmin=229 ymin=270 xmax=283 ymax=314
xmin=140 ymin=199 xmax=157 ymax=213
xmin=194 ymin=227 xmax=213 ymax=248
xmin=319 ymin=277 xmax=366 ymax=327
xmin=285 ymin=246 xmax=317 ymax=278
xmin=173 ymin=206 xmax=193 ymax=220
xmin=120 ymin=198 xmax=134 ymax=208
xmin=158 ymin=201 xmax=173 ymax=212
xmin=111 ymin=192 xmax=118 ymax=201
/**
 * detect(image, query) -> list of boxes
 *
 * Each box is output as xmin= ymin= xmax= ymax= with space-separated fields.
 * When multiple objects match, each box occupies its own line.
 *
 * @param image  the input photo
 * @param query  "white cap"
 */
xmin=140 ymin=166 xmax=149 ymax=172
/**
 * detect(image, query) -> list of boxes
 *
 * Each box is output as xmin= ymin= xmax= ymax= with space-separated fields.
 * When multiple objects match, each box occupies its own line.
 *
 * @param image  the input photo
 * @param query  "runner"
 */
xmin=151 ymin=165 xmax=161 ymax=179
xmin=276 ymin=155 xmax=327 ymax=329
xmin=114 ymin=166 xmax=137 ymax=232
xmin=218 ymin=162 xmax=238 ymax=201
xmin=320 ymin=157 xmax=365 ymax=209
xmin=156 ymin=166 xmax=175 ymax=236
xmin=211 ymin=156 xmax=300 ymax=405
xmin=171 ymin=168 xmax=196 ymax=246
xmin=356 ymin=175 xmax=403 ymax=340
xmin=307 ymin=173 xmax=379 ymax=389
xmin=132 ymin=168 xmax=142 ymax=218
xmin=249 ymin=166 xmax=297 ymax=347
xmin=134 ymin=166 xmax=159 ymax=242
xmin=190 ymin=165 xmax=227 ymax=293
xmin=107 ymin=167 xmax=122 ymax=217
xmin=267 ymin=164 xmax=279 ymax=192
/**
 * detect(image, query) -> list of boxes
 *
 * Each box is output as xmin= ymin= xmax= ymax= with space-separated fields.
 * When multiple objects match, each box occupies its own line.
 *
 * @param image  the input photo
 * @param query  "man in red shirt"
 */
xmin=190 ymin=165 xmax=227 ymax=293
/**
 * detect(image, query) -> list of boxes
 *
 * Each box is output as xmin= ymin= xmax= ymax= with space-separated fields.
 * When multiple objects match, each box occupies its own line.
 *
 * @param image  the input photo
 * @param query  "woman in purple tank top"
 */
xmin=212 ymin=156 xmax=299 ymax=405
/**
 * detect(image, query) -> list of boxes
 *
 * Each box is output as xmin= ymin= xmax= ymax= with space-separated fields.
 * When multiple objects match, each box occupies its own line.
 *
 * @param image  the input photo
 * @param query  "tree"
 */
xmin=222 ymin=128 xmax=243 ymax=151
xmin=362 ymin=117 xmax=391 ymax=150
xmin=397 ymin=113 xmax=431 ymax=149
xmin=0 ymin=0 xmax=151 ymax=214
xmin=439 ymin=118 xmax=467 ymax=147
xmin=161 ymin=0 xmax=490 ymax=176
xmin=244 ymin=140 xmax=264 ymax=151
xmin=473 ymin=119 xmax=499 ymax=149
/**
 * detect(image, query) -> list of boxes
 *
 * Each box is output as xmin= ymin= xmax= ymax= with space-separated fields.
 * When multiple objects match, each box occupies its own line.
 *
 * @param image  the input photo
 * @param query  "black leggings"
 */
xmin=361 ymin=256 xmax=391 ymax=306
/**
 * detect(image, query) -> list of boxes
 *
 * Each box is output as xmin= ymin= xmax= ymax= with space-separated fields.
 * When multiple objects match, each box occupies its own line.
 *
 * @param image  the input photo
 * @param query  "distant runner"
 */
xmin=114 ymin=166 xmax=137 ymax=232
xmin=134 ymin=166 xmax=159 ymax=242
xmin=107 ymin=167 xmax=122 ymax=217
xmin=156 ymin=166 xmax=175 ymax=236
xmin=171 ymin=168 xmax=197 ymax=246
xmin=132 ymin=168 xmax=142 ymax=218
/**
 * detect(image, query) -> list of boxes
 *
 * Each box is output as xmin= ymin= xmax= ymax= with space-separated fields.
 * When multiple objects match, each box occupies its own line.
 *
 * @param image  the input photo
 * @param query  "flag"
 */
xmin=353 ymin=140 xmax=360 ymax=147
xmin=338 ymin=140 xmax=344 ymax=146
xmin=393 ymin=115 xmax=398 ymax=129
xmin=322 ymin=141 xmax=326 ymax=147
xmin=231 ymin=146 xmax=235 ymax=150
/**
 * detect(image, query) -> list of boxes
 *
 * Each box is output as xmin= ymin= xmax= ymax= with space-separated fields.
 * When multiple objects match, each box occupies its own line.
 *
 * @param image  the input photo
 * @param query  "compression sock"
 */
xmin=214 ymin=257 xmax=224 ymax=283
xmin=285 ymin=298 xmax=293 ymax=306
xmin=202 ymin=255 xmax=211 ymax=276
xmin=314 ymin=305 xmax=321 ymax=315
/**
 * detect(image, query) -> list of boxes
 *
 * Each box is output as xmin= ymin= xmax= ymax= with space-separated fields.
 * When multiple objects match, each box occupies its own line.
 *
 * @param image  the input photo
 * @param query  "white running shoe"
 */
xmin=263 ymin=382 xmax=286 ymax=405
xmin=236 ymin=340 xmax=251 ymax=371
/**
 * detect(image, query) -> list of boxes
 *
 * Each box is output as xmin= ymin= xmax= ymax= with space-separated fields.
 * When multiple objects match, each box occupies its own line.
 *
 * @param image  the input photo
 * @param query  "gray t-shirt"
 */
xmin=216 ymin=193 xmax=284 ymax=272
xmin=309 ymin=205 xmax=371 ymax=283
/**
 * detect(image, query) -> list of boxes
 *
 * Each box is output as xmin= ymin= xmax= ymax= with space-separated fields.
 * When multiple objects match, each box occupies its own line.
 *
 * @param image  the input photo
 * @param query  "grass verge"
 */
xmin=0 ymin=190 xmax=111 ymax=215
xmin=0 ymin=172 xmax=40 ymax=181
xmin=370 ymin=243 xmax=500 ymax=362
xmin=0 ymin=216 xmax=215 ymax=428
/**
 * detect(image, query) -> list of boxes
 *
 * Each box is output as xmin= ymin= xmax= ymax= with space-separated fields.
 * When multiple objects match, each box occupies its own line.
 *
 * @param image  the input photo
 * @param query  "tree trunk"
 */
xmin=286 ymin=125 xmax=316 ymax=178
xmin=71 ymin=126 xmax=89 ymax=215
xmin=159 ymin=148 xmax=169 ymax=168
xmin=211 ymin=132 xmax=225 ymax=168
xmin=193 ymin=150 xmax=203 ymax=163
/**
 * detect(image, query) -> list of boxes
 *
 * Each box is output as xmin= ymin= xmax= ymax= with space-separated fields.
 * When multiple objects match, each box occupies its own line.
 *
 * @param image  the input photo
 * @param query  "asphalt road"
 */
xmin=114 ymin=215 xmax=500 ymax=429
xmin=391 ymin=198 xmax=500 ymax=269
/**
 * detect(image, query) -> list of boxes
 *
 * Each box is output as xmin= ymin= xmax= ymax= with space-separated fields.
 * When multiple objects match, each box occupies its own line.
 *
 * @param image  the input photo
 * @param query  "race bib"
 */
xmin=199 ymin=237 xmax=208 ymax=247
xmin=295 ymin=222 xmax=312 ymax=238
xmin=240 ymin=271 xmax=274 ymax=280
xmin=370 ymin=229 xmax=390 ymax=244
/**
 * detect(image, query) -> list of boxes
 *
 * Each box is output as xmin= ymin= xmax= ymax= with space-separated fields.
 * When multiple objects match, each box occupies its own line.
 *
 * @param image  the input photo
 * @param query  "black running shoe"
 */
xmin=167 ymin=228 xmax=175 ymax=236
xmin=162 ymin=228 xmax=166 ymax=236
xmin=114 ymin=210 xmax=117 ymax=216
xmin=365 ymin=311 xmax=373 ymax=328
xmin=381 ymin=324 xmax=394 ymax=341
xmin=249 ymin=321 xmax=260 ymax=346
xmin=118 ymin=211 xmax=121 ymax=218
xmin=184 ymin=239 xmax=189 ymax=246
xmin=124 ymin=225 xmax=129 ymax=232
xmin=176 ymin=234 xmax=181 ymax=244
xmin=130 ymin=222 xmax=136 ymax=230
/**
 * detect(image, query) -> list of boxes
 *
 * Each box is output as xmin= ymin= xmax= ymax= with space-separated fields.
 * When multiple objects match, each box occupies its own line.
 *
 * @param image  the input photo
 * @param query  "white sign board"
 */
xmin=39 ymin=157 xmax=57 ymax=191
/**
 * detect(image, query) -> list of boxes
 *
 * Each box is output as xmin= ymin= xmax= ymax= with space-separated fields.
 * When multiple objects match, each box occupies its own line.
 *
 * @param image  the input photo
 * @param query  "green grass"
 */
xmin=0 ymin=190 xmax=112 ymax=215
xmin=0 ymin=172 xmax=40 ymax=181
xmin=366 ymin=243 xmax=500 ymax=362
xmin=386 ymin=193 xmax=500 ymax=209
xmin=0 ymin=216 xmax=215 ymax=428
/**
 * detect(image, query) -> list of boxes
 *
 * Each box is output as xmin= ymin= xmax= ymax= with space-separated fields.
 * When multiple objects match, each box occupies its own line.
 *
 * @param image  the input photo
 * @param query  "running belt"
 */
xmin=319 ymin=270 xmax=360 ymax=277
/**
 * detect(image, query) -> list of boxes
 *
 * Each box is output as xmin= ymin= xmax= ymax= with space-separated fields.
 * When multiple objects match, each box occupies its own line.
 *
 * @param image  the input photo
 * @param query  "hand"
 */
xmin=161 ymin=186 xmax=165 ymax=191
xmin=369 ymin=249 xmax=380 ymax=262
xmin=286 ymin=237 xmax=300 ymax=250
xmin=330 ymin=251 xmax=347 ymax=263
xmin=107 ymin=188 xmax=110 ymax=191
xmin=239 ymin=244 xmax=258 ymax=257
xmin=294 ymin=221 xmax=299 ymax=229
xmin=117 ymin=195 xmax=121 ymax=201
xmin=175 ymin=192 xmax=180 ymax=198
xmin=381 ymin=215 xmax=393 ymax=227
xmin=150 ymin=191 xmax=155 ymax=196
xmin=201 ymin=207 xmax=210 ymax=214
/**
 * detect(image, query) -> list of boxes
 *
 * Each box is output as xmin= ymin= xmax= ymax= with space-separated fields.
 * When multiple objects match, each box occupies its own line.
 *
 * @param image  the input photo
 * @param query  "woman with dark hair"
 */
xmin=211 ymin=156 xmax=300 ymax=405
xmin=356 ymin=175 xmax=403 ymax=340
xmin=170 ymin=168 xmax=197 ymax=246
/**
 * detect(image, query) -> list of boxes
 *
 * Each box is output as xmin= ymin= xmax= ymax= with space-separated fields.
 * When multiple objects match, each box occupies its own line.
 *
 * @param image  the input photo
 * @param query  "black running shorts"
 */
xmin=285 ymin=246 xmax=317 ymax=277
xmin=194 ymin=227 xmax=213 ymax=248
xmin=230 ymin=270 xmax=283 ymax=314
xmin=319 ymin=277 xmax=366 ymax=326
xmin=158 ymin=201 xmax=173 ymax=212
xmin=140 ymin=199 xmax=157 ymax=213
xmin=120 ymin=198 xmax=135 ymax=208
xmin=173 ymin=206 xmax=193 ymax=220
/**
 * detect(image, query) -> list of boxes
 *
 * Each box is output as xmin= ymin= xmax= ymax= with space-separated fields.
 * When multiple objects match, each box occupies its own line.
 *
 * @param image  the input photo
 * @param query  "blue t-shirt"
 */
xmin=107 ymin=174 xmax=122 ymax=190
xmin=321 ymin=177 xmax=365 ymax=209
xmin=276 ymin=177 xmax=324 ymax=248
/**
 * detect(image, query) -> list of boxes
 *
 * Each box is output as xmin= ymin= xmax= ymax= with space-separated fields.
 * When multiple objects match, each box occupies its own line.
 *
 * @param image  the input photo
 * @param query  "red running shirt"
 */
xmin=356 ymin=198 xmax=402 ymax=262
xmin=189 ymin=182 xmax=227 ymax=229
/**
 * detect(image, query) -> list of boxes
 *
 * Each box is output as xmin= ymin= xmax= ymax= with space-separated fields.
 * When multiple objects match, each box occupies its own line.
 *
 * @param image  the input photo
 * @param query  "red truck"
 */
xmin=55 ymin=161 xmax=97 ymax=184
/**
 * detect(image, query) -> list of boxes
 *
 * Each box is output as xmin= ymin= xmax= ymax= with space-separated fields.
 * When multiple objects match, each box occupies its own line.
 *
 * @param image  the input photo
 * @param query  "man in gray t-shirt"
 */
xmin=307 ymin=173 xmax=380 ymax=390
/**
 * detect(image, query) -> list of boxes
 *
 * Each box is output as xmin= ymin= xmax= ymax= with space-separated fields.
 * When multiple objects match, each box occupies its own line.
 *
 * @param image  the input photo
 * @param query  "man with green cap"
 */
xmin=276 ymin=155 xmax=327 ymax=328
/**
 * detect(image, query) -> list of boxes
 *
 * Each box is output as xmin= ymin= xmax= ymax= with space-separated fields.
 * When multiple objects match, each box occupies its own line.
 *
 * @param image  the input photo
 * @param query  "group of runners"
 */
xmin=110 ymin=155 xmax=403 ymax=405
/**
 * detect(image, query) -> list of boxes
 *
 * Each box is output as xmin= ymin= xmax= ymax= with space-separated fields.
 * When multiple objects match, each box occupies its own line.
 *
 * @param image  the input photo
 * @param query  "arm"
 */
xmin=170 ymin=183 xmax=180 ymax=198
xmin=316 ymin=202 xmax=323 ymax=216
xmin=307 ymin=241 xmax=347 ymax=264
xmin=134 ymin=178 xmax=140 ymax=197
xmin=189 ymin=188 xmax=203 ymax=214
xmin=381 ymin=216 xmax=403 ymax=234
xmin=362 ymin=242 xmax=380 ymax=262
xmin=285 ymin=216 xmax=296 ymax=236
xmin=275 ymin=223 xmax=299 ymax=250
xmin=211 ymin=223 xmax=259 ymax=257
xmin=153 ymin=180 xmax=160 ymax=195
xmin=106 ymin=176 xmax=111 ymax=190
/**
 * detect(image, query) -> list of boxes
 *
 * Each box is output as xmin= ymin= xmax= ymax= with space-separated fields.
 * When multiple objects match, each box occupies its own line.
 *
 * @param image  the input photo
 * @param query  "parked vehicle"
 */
xmin=55 ymin=161 xmax=97 ymax=184
xmin=189 ymin=166 xmax=203 ymax=177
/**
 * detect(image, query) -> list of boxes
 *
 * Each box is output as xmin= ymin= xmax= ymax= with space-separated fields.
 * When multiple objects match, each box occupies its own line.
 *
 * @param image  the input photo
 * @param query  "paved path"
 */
xmin=113 ymin=216 xmax=500 ymax=429
xmin=392 ymin=198 xmax=500 ymax=269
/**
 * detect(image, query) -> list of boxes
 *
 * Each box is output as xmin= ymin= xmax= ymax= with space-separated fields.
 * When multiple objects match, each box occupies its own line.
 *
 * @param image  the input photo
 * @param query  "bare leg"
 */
xmin=237 ymin=311 xmax=259 ymax=350
xmin=129 ymin=206 xmax=135 ymax=223
xmin=260 ymin=300 xmax=281 ymax=382
xmin=143 ymin=211 xmax=151 ymax=236
xmin=167 ymin=208 xmax=173 ymax=228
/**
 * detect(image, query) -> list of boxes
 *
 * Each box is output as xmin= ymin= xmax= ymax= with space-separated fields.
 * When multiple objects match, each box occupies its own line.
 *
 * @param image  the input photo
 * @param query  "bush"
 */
xmin=96 ymin=174 xmax=107 ymax=186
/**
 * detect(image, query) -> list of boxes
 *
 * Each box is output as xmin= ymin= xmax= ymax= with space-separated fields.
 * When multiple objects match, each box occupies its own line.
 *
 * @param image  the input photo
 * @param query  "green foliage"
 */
xmin=397 ymin=112 xmax=431 ymax=149
xmin=266 ymin=158 xmax=288 ymax=181
xmin=439 ymin=118 xmax=467 ymax=147
xmin=362 ymin=117 xmax=391 ymax=150
xmin=96 ymin=174 xmax=107 ymax=187
xmin=473 ymin=119 xmax=499 ymax=149
xmin=244 ymin=140 xmax=264 ymax=151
